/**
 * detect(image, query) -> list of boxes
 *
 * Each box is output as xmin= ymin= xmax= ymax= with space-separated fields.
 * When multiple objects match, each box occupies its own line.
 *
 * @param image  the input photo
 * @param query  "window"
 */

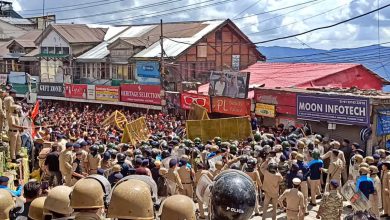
xmin=41 ymin=47 xmax=48 ymax=54
xmin=62 ymin=47 xmax=69 ymax=55
xmin=48 ymin=47 xmax=55 ymax=54
xmin=216 ymin=30 xmax=222 ymax=41
xmin=197 ymin=43 xmax=207 ymax=58
xmin=112 ymin=64 xmax=130 ymax=80
xmin=55 ymin=47 xmax=62 ymax=54
xmin=191 ymin=63 xmax=196 ymax=79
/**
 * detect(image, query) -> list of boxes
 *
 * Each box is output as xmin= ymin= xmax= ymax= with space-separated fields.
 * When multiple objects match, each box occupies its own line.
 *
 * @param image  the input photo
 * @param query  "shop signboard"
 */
xmin=377 ymin=109 xmax=390 ymax=136
xmin=95 ymin=85 xmax=119 ymax=102
xmin=120 ymin=84 xmax=161 ymax=105
xmin=297 ymin=94 xmax=370 ymax=126
xmin=254 ymin=89 xmax=297 ymax=115
xmin=136 ymin=61 xmax=160 ymax=78
xmin=181 ymin=92 xmax=211 ymax=112
xmin=38 ymin=83 xmax=64 ymax=97
xmin=212 ymin=96 xmax=251 ymax=116
xmin=87 ymin=85 xmax=95 ymax=100
xmin=255 ymin=103 xmax=276 ymax=118
xmin=65 ymin=84 xmax=87 ymax=99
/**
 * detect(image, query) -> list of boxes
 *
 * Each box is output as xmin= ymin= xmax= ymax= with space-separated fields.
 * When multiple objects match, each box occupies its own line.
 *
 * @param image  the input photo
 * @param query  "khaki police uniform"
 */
xmin=165 ymin=168 xmax=183 ymax=195
xmin=3 ymin=95 xmax=14 ymax=116
xmin=279 ymin=188 xmax=305 ymax=220
xmin=382 ymin=170 xmax=390 ymax=215
xmin=7 ymin=107 xmax=21 ymax=160
xmin=324 ymin=158 xmax=343 ymax=191
xmin=59 ymin=149 xmax=74 ymax=186
xmin=0 ymin=94 xmax=6 ymax=132
xmin=245 ymin=170 xmax=262 ymax=214
xmin=260 ymin=161 xmax=283 ymax=220
xmin=177 ymin=165 xmax=194 ymax=198
xmin=195 ymin=169 xmax=211 ymax=219
xmin=86 ymin=153 xmax=102 ymax=174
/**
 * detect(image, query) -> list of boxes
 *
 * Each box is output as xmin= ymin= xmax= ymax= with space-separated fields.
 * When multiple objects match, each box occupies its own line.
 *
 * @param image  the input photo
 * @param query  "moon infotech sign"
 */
xmin=297 ymin=94 xmax=370 ymax=126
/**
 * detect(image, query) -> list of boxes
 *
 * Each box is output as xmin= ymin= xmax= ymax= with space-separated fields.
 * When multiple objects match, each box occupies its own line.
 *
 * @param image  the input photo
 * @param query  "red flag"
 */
xmin=31 ymin=123 xmax=36 ymax=138
xmin=31 ymin=101 xmax=39 ymax=120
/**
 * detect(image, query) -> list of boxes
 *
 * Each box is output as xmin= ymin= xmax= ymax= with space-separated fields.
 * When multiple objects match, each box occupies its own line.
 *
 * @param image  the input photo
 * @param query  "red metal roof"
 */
xmin=197 ymin=63 xmax=386 ymax=94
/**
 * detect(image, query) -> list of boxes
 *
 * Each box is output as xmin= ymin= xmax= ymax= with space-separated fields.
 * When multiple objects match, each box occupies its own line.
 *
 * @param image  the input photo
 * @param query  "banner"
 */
xmin=0 ymin=74 xmax=7 ymax=85
xmin=377 ymin=109 xmax=390 ymax=136
xmin=87 ymin=85 xmax=95 ymax=100
xmin=186 ymin=117 xmax=252 ymax=141
xmin=120 ymin=84 xmax=161 ymax=105
xmin=212 ymin=96 xmax=251 ymax=116
xmin=136 ymin=61 xmax=160 ymax=78
xmin=166 ymin=91 xmax=181 ymax=110
xmin=38 ymin=83 xmax=64 ymax=97
xmin=95 ymin=85 xmax=119 ymax=102
xmin=297 ymin=94 xmax=370 ymax=126
xmin=208 ymin=71 xmax=250 ymax=99
xmin=181 ymin=92 xmax=211 ymax=112
xmin=255 ymin=103 xmax=276 ymax=118
xmin=254 ymin=89 xmax=296 ymax=115
xmin=65 ymin=84 xmax=87 ymax=99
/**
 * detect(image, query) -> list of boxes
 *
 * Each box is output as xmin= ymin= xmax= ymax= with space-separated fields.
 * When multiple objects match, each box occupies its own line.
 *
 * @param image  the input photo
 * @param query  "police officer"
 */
xmin=317 ymin=180 xmax=343 ymax=219
xmin=261 ymin=158 xmax=283 ymax=220
xmin=159 ymin=195 xmax=196 ymax=220
xmin=0 ymin=89 xmax=6 ymax=133
xmin=322 ymin=149 xmax=343 ymax=191
xmin=3 ymin=89 xmax=16 ymax=116
xmin=209 ymin=170 xmax=256 ymax=220
xmin=177 ymin=157 xmax=195 ymax=198
xmin=278 ymin=178 xmax=305 ymax=220
xmin=107 ymin=179 xmax=154 ymax=220
xmin=70 ymin=177 xmax=109 ymax=220
xmin=165 ymin=159 xmax=183 ymax=195
xmin=369 ymin=165 xmax=381 ymax=218
xmin=194 ymin=163 xmax=211 ymax=219
xmin=71 ymin=151 xmax=86 ymax=185
xmin=117 ymin=153 xmax=132 ymax=176
xmin=307 ymin=149 xmax=323 ymax=206
xmin=0 ymin=189 xmax=14 ymax=220
xmin=8 ymin=105 xmax=26 ymax=163
xmin=321 ymin=141 xmax=346 ymax=167
xmin=244 ymin=158 xmax=262 ymax=216
xmin=85 ymin=145 xmax=102 ymax=175
xmin=296 ymin=153 xmax=309 ymax=214
xmin=28 ymin=197 xmax=46 ymax=220
xmin=44 ymin=186 xmax=74 ymax=219
xmin=59 ymin=143 xmax=74 ymax=186
xmin=382 ymin=160 xmax=390 ymax=218
xmin=349 ymin=154 xmax=364 ymax=181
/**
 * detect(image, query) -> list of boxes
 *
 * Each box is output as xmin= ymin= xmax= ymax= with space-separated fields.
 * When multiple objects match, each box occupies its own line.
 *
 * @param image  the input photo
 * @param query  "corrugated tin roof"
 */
xmin=197 ymin=63 xmax=378 ymax=93
xmin=49 ymin=24 xmax=106 ymax=44
xmin=134 ymin=20 xmax=224 ymax=58
xmin=0 ymin=17 xmax=33 ymax=25
xmin=78 ymin=25 xmax=156 ymax=61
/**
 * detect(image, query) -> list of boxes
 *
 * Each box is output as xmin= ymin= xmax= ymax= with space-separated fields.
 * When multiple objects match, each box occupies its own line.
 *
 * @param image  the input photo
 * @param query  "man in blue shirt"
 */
xmin=356 ymin=167 xmax=375 ymax=200
xmin=307 ymin=149 xmax=324 ymax=206
xmin=0 ymin=176 xmax=23 ymax=197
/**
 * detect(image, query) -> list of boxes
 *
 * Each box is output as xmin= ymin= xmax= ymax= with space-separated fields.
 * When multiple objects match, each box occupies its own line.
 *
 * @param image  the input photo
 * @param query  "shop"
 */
xmin=254 ymin=87 xmax=390 ymax=155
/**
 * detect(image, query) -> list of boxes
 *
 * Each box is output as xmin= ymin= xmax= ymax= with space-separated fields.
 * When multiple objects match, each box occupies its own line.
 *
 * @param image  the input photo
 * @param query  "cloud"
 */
xmin=13 ymin=0 xmax=390 ymax=49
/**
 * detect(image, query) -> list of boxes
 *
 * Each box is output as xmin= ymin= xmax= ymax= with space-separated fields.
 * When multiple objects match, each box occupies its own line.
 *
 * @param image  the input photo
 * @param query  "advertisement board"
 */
xmin=0 ymin=74 xmax=7 ymax=85
xmin=297 ymin=94 xmax=370 ymax=126
xmin=65 ymin=84 xmax=87 ymax=99
xmin=95 ymin=85 xmax=119 ymax=102
xmin=212 ymin=96 xmax=251 ymax=116
xmin=254 ymin=89 xmax=297 ymax=115
xmin=120 ymin=84 xmax=161 ymax=105
xmin=377 ymin=109 xmax=390 ymax=136
xmin=38 ymin=83 xmax=64 ymax=97
xmin=255 ymin=103 xmax=276 ymax=118
xmin=208 ymin=71 xmax=249 ymax=99
xmin=136 ymin=61 xmax=160 ymax=78
xmin=87 ymin=85 xmax=95 ymax=100
xmin=180 ymin=92 xmax=211 ymax=112
xmin=166 ymin=91 xmax=181 ymax=110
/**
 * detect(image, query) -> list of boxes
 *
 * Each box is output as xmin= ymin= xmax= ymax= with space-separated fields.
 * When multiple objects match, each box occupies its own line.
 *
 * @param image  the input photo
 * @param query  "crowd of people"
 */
xmin=0 ymin=95 xmax=387 ymax=220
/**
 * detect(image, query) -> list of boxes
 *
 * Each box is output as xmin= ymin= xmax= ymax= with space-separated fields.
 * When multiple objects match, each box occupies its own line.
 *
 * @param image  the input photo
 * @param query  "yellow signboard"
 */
xmin=255 ymin=103 xmax=276 ymax=118
xmin=186 ymin=117 xmax=252 ymax=141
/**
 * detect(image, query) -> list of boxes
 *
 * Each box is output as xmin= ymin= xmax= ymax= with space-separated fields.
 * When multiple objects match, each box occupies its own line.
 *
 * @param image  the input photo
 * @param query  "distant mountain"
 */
xmin=258 ymin=45 xmax=390 ymax=91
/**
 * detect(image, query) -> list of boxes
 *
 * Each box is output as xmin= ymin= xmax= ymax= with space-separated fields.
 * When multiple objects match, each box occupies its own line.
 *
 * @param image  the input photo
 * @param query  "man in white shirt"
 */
xmin=214 ymin=74 xmax=226 ymax=96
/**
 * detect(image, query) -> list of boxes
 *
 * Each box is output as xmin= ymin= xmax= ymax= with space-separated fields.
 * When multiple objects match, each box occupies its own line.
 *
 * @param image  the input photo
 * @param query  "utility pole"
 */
xmin=42 ymin=0 xmax=46 ymax=28
xmin=160 ymin=19 xmax=166 ymax=113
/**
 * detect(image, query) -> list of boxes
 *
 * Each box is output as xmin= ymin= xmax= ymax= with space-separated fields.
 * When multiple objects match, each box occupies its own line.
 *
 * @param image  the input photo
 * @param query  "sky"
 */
xmin=9 ymin=0 xmax=390 ymax=50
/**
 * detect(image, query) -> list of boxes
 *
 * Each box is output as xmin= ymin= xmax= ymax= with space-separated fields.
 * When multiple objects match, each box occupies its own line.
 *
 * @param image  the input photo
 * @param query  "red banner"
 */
xmin=254 ymin=89 xmax=297 ymax=115
xmin=212 ymin=97 xmax=251 ymax=116
xmin=120 ymin=84 xmax=161 ymax=105
xmin=65 ymin=84 xmax=87 ymax=99
xmin=181 ymin=93 xmax=211 ymax=112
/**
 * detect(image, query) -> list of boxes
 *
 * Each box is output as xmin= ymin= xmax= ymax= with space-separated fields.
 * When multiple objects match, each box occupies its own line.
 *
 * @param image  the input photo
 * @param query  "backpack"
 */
xmin=157 ymin=176 xmax=169 ymax=197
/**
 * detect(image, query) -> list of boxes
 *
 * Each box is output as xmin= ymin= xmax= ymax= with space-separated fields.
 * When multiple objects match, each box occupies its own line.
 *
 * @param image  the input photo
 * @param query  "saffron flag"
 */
xmin=31 ymin=101 xmax=40 ymax=120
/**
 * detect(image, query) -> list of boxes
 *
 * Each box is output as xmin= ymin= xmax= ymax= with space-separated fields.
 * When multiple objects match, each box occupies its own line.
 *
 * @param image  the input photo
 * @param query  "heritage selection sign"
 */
xmin=297 ymin=94 xmax=370 ymax=126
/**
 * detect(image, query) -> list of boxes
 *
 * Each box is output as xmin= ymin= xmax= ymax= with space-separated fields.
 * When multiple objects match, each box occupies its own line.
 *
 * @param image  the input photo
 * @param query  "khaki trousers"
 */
xmin=286 ymin=210 xmax=300 ymax=220
xmin=309 ymin=179 xmax=321 ymax=204
xmin=198 ymin=201 xmax=206 ymax=218
xmin=301 ymin=181 xmax=308 ymax=212
xmin=262 ymin=193 xmax=278 ymax=220
xmin=8 ymin=131 xmax=21 ymax=160
xmin=384 ymin=191 xmax=390 ymax=215
xmin=62 ymin=172 xmax=72 ymax=186
xmin=181 ymin=183 xmax=193 ymax=198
